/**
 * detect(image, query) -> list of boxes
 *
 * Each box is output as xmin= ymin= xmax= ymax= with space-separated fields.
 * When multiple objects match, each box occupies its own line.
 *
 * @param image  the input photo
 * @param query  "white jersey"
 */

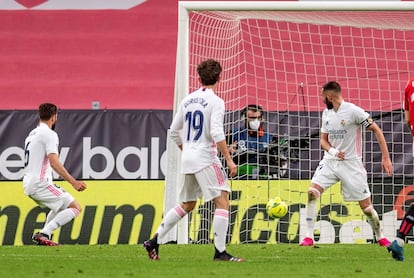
xmin=23 ymin=122 xmax=59 ymax=195
xmin=170 ymin=87 xmax=226 ymax=173
xmin=321 ymin=101 xmax=370 ymax=160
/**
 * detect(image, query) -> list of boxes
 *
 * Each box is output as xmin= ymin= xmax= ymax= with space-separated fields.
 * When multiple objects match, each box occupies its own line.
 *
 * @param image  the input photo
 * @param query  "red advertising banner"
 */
xmin=0 ymin=0 xmax=178 ymax=110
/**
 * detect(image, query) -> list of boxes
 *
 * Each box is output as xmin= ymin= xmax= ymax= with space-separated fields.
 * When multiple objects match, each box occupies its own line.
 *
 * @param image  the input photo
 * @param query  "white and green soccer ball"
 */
xmin=266 ymin=197 xmax=288 ymax=219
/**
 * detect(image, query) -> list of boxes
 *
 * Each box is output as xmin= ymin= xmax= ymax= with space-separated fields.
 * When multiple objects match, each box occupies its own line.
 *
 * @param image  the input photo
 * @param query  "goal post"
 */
xmin=179 ymin=0 xmax=414 ymax=11
xmin=164 ymin=1 xmax=414 ymax=245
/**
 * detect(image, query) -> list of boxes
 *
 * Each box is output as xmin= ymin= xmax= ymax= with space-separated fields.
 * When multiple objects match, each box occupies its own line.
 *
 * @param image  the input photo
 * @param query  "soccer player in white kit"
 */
xmin=23 ymin=103 xmax=87 ymax=246
xmin=300 ymin=81 xmax=393 ymax=247
xmin=143 ymin=59 xmax=243 ymax=262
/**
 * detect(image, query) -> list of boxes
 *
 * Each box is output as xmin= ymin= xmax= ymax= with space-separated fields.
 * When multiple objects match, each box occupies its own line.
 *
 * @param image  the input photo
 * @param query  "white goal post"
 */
xmin=162 ymin=1 xmax=414 ymax=245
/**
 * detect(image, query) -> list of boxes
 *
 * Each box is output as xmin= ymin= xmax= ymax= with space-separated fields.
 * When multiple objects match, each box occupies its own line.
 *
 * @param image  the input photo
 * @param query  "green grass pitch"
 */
xmin=0 ymin=243 xmax=411 ymax=277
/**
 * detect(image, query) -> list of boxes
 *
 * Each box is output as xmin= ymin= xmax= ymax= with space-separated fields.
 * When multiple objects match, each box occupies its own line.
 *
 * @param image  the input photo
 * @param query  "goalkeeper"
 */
xmin=387 ymin=76 xmax=414 ymax=261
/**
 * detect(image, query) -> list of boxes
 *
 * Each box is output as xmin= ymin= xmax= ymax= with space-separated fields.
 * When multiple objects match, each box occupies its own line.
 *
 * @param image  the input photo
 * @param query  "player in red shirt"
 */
xmin=388 ymin=77 xmax=414 ymax=261
xmin=404 ymin=77 xmax=414 ymax=137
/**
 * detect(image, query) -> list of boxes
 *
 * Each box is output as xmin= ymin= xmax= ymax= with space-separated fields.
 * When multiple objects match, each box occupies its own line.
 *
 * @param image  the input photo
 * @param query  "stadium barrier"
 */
xmin=1 ymin=179 xmax=412 ymax=246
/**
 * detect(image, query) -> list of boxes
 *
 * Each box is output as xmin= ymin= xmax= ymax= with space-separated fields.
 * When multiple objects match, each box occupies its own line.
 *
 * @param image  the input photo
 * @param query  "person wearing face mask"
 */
xmin=23 ymin=103 xmax=87 ymax=246
xmin=229 ymin=104 xmax=273 ymax=178
xmin=300 ymin=81 xmax=393 ymax=247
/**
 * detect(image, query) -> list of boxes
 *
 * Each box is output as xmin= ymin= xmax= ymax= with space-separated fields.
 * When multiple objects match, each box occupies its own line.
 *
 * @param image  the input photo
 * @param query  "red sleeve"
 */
xmin=405 ymin=78 xmax=414 ymax=136
xmin=404 ymin=78 xmax=414 ymax=111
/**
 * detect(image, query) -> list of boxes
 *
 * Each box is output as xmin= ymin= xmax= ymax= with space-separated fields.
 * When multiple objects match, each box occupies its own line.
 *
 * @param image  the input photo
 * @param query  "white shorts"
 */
xmin=29 ymin=184 xmax=74 ymax=213
xmin=180 ymin=162 xmax=231 ymax=203
xmin=311 ymin=158 xmax=371 ymax=202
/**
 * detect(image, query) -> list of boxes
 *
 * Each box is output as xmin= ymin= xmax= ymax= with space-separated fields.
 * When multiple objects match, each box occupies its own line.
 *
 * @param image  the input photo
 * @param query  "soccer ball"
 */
xmin=266 ymin=197 xmax=288 ymax=219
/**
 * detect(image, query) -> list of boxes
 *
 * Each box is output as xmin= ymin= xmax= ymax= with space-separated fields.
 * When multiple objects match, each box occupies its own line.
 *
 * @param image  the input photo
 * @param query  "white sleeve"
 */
xmin=169 ymin=105 xmax=183 ymax=146
xmin=45 ymin=131 xmax=59 ymax=155
xmin=353 ymin=105 xmax=371 ymax=126
xmin=210 ymin=99 xmax=225 ymax=143
xmin=320 ymin=109 xmax=328 ymax=133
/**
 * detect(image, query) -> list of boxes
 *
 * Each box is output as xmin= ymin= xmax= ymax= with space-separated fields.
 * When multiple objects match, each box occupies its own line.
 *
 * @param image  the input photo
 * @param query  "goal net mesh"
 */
xmin=180 ymin=8 xmax=414 ymax=244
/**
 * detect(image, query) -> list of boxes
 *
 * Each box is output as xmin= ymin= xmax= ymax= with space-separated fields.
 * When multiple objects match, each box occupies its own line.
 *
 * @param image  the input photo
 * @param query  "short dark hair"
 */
xmin=39 ymin=103 xmax=57 ymax=121
xmin=197 ymin=59 xmax=222 ymax=86
xmin=242 ymin=104 xmax=263 ymax=117
xmin=322 ymin=81 xmax=341 ymax=93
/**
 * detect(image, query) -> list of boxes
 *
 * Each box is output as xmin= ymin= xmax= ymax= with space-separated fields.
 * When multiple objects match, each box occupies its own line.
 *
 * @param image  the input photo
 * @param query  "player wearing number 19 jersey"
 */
xmin=171 ymin=86 xmax=226 ymax=174
xmin=142 ymin=59 xmax=243 ymax=262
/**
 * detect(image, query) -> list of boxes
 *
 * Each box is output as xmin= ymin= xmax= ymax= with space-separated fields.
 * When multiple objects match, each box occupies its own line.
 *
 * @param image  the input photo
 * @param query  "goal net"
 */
xmin=164 ymin=1 xmax=414 ymax=245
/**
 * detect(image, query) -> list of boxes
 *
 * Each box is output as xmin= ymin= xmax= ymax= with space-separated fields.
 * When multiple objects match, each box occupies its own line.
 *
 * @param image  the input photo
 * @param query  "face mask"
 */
xmin=249 ymin=119 xmax=260 ymax=130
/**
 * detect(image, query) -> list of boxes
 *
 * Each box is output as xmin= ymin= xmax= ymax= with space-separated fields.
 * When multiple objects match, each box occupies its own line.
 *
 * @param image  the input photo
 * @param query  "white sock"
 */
xmin=156 ymin=205 xmax=187 ymax=240
xmin=41 ymin=208 xmax=79 ymax=237
xmin=213 ymin=209 xmax=229 ymax=253
xmin=364 ymin=206 xmax=384 ymax=240
xmin=305 ymin=198 xmax=317 ymax=239
xmin=45 ymin=210 xmax=57 ymax=225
